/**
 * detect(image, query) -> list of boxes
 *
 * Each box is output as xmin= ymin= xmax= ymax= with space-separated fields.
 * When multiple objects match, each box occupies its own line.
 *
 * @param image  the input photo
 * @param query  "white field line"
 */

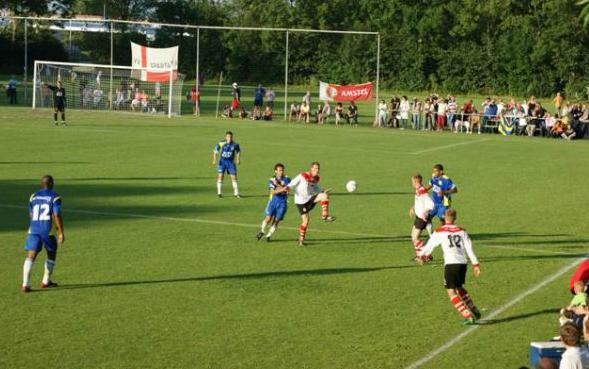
xmin=0 ymin=204 xmax=581 ymax=256
xmin=403 ymin=255 xmax=587 ymax=369
xmin=0 ymin=204 xmax=390 ymax=238
xmin=410 ymin=138 xmax=490 ymax=155
xmin=483 ymin=244 xmax=583 ymax=255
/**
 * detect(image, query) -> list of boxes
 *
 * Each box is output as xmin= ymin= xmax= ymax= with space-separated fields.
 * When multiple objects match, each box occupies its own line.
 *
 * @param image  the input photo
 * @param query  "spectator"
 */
xmin=347 ymin=101 xmax=358 ymax=126
xmin=140 ymin=91 xmax=149 ymax=112
xmin=543 ymin=113 xmax=556 ymax=137
xmin=436 ymin=99 xmax=447 ymax=131
xmin=553 ymin=92 xmax=563 ymax=117
xmin=131 ymin=89 xmax=141 ymax=112
xmin=482 ymin=99 xmax=498 ymax=131
xmin=262 ymin=105 xmax=273 ymax=121
xmin=254 ymin=84 xmax=265 ymax=108
xmin=231 ymin=82 xmax=241 ymax=112
xmin=399 ymin=95 xmax=410 ymax=129
xmin=238 ymin=106 xmax=249 ymax=120
xmin=221 ymin=104 xmax=233 ymax=118
xmin=455 ymin=99 xmax=473 ymax=133
xmin=315 ymin=103 xmax=323 ymax=123
xmin=289 ymin=101 xmax=300 ymax=121
xmin=302 ymin=90 xmax=311 ymax=108
xmin=335 ymin=102 xmax=344 ymax=126
xmin=191 ymin=86 xmax=200 ymax=116
xmin=446 ymin=96 xmax=457 ymax=129
xmin=114 ymin=89 xmax=124 ymax=110
xmin=266 ymin=88 xmax=275 ymax=109
xmin=299 ymin=101 xmax=310 ymax=123
xmin=93 ymin=87 xmax=103 ymax=107
xmin=376 ymin=99 xmax=387 ymax=128
xmin=411 ymin=98 xmax=422 ymax=130
xmin=7 ymin=75 xmax=18 ymax=104
xmin=536 ymin=358 xmax=558 ymax=369
xmin=424 ymin=98 xmax=434 ymax=131
xmin=320 ymin=101 xmax=331 ymax=124
xmin=558 ymin=322 xmax=589 ymax=369
xmin=517 ymin=107 xmax=528 ymax=135
xmin=83 ymin=86 xmax=93 ymax=108
xmin=388 ymin=96 xmax=400 ymax=128
xmin=251 ymin=105 xmax=262 ymax=120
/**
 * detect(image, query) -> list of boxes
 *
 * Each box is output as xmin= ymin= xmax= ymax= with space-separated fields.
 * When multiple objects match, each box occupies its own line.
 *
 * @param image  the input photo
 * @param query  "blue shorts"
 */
xmin=432 ymin=204 xmax=449 ymax=219
xmin=24 ymin=234 xmax=58 ymax=253
xmin=265 ymin=201 xmax=287 ymax=221
xmin=218 ymin=160 xmax=237 ymax=175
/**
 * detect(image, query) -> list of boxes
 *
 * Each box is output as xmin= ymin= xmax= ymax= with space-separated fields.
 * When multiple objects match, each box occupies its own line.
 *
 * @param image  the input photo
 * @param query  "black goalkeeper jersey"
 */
xmin=48 ymin=85 xmax=66 ymax=106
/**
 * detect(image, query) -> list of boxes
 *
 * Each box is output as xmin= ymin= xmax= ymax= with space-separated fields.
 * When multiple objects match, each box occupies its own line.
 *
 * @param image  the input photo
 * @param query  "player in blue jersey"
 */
xmin=425 ymin=164 xmax=458 ymax=224
xmin=212 ymin=131 xmax=241 ymax=198
xmin=21 ymin=175 xmax=65 ymax=293
xmin=256 ymin=163 xmax=291 ymax=241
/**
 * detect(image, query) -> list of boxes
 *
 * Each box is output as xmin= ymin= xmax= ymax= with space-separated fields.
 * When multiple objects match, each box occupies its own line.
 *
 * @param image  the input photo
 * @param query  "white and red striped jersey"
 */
xmin=288 ymin=172 xmax=322 ymax=204
xmin=418 ymin=224 xmax=479 ymax=266
xmin=414 ymin=186 xmax=434 ymax=220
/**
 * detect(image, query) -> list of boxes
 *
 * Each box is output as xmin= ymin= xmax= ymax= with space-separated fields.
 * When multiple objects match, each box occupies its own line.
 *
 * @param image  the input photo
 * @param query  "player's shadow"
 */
xmin=471 ymin=232 xmax=568 ymax=241
xmin=478 ymin=308 xmax=560 ymax=325
xmin=481 ymin=253 xmax=586 ymax=263
xmin=270 ymin=235 xmax=411 ymax=245
xmin=39 ymin=265 xmax=416 ymax=292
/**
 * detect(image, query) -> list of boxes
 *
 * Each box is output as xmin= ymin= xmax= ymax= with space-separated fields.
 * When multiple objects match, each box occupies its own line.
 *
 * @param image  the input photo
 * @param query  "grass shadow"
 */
xmin=479 ymin=308 xmax=560 ymax=325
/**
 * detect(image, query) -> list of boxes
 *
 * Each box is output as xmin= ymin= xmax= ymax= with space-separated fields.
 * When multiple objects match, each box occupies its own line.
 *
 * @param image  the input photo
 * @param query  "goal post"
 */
xmin=32 ymin=60 xmax=185 ymax=118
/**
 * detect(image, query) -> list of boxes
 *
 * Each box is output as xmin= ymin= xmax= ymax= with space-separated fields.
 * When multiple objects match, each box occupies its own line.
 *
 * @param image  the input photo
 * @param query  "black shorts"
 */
xmin=54 ymin=103 xmax=65 ymax=112
xmin=296 ymin=195 xmax=318 ymax=215
xmin=413 ymin=216 xmax=430 ymax=231
xmin=444 ymin=264 xmax=467 ymax=289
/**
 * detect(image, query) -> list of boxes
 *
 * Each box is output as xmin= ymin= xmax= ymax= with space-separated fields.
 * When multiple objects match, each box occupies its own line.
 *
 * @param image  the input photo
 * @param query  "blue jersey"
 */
xmin=268 ymin=176 xmax=291 ymax=203
xmin=28 ymin=189 xmax=61 ymax=236
xmin=214 ymin=141 xmax=240 ymax=163
xmin=430 ymin=175 xmax=455 ymax=207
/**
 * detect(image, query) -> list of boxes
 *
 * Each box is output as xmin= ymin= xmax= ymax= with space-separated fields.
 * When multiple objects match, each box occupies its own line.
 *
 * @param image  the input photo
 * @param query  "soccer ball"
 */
xmin=345 ymin=180 xmax=358 ymax=193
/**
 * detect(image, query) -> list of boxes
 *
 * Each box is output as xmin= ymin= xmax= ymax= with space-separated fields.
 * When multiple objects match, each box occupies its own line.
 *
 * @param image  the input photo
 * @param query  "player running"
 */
xmin=417 ymin=208 xmax=481 ymax=324
xmin=425 ymin=164 xmax=457 ymax=224
xmin=287 ymin=162 xmax=335 ymax=246
xmin=409 ymin=173 xmax=434 ymax=262
xmin=21 ymin=175 xmax=65 ymax=293
xmin=44 ymin=81 xmax=67 ymax=126
xmin=212 ymin=131 xmax=241 ymax=198
xmin=256 ymin=163 xmax=291 ymax=241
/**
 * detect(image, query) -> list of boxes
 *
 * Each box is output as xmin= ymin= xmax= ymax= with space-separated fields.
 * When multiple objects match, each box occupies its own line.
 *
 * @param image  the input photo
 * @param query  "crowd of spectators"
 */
xmin=375 ymin=93 xmax=589 ymax=140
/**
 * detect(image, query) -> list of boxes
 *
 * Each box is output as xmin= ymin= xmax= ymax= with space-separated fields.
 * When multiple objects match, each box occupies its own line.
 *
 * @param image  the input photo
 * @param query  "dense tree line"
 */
xmin=3 ymin=0 xmax=589 ymax=98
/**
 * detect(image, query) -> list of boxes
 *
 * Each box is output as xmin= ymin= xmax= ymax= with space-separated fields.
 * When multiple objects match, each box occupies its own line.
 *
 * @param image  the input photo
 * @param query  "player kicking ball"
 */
xmin=409 ymin=173 xmax=434 ymax=263
xmin=417 ymin=208 xmax=482 ymax=324
xmin=21 ymin=175 xmax=65 ymax=293
xmin=45 ymin=81 xmax=67 ymax=126
xmin=287 ymin=162 xmax=335 ymax=246
xmin=256 ymin=163 xmax=291 ymax=241
xmin=212 ymin=131 xmax=241 ymax=198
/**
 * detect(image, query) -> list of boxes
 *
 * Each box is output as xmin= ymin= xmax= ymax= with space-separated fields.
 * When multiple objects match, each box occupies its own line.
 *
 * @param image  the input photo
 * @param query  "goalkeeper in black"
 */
xmin=45 ymin=81 xmax=66 ymax=125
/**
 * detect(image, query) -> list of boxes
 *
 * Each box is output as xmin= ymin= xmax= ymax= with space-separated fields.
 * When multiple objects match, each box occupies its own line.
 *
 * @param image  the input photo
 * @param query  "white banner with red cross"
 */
xmin=130 ymin=42 xmax=179 ymax=82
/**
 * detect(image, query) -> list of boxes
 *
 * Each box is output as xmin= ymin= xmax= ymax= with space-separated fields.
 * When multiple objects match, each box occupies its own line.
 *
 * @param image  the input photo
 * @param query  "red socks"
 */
xmin=299 ymin=225 xmax=308 ymax=242
xmin=450 ymin=296 xmax=472 ymax=319
xmin=321 ymin=200 xmax=329 ymax=219
xmin=413 ymin=240 xmax=424 ymax=256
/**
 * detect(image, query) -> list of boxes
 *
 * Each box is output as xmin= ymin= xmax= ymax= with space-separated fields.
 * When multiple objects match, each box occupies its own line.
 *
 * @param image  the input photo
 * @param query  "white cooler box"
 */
xmin=530 ymin=341 xmax=565 ymax=367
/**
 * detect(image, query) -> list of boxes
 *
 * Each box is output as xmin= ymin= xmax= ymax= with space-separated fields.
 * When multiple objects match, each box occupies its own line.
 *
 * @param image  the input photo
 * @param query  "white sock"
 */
xmin=426 ymin=223 xmax=432 ymax=236
xmin=232 ymin=180 xmax=239 ymax=196
xmin=216 ymin=181 xmax=222 ymax=195
xmin=261 ymin=220 xmax=268 ymax=233
xmin=23 ymin=258 xmax=34 ymax=287
xmin=267 ymin=225 xmax=277 ymax=238
xmin=42 ymin=259 xmax=55 ymax=285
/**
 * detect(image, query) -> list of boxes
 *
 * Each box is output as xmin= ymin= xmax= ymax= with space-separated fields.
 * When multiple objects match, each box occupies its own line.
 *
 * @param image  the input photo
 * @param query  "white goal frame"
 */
xmin=33 ymin=60 xmax=178 ymax=118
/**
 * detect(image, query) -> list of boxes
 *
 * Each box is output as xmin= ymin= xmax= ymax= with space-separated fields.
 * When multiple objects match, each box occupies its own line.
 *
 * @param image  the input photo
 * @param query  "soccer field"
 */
xmin=1 ymin=107 xmax=588 ymax=369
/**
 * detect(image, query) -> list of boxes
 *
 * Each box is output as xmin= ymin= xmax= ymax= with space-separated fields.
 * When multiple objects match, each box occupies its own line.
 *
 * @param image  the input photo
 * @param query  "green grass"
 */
xmin=0 ymin=107 xmax=588 ymax=369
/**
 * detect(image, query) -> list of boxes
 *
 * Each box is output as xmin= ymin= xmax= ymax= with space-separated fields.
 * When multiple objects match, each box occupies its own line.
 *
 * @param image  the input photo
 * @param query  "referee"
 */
xmin=45 ymin=81 xmax=66 ymax=126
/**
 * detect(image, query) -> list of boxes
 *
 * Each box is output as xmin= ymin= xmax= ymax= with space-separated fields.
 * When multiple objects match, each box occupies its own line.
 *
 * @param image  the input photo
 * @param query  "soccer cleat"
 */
xmin=471 ymin=307 xmax=482 ymax=320
xmin=322 ymin=216 xmax=336 ymax=222
xmin=54 ymin=122 xmax=58 ymax=126
xmin=297 ymin=240 xmax=306 ymax=247
xmin=256 ymin=232 xmax=264 ymax=241
xmin=217 ymin=194 xmax=223 ymax=198
xmin=235 ymin=194 xmax=241 ymax=198
xmin=61 ymin=122 xmax=67 ymax=126
xmin=463 ymin=317 xmax=477 ymax=325
xmin=21 ymin=286 xmax=31 ymax=293
xmin=40 ymin=281 xmax=58 ymax=289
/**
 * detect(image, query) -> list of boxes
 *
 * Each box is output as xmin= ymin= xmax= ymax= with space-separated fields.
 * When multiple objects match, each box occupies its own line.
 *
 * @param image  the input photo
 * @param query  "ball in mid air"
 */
xmin=345 ymin=180 xmax=358 ymax=193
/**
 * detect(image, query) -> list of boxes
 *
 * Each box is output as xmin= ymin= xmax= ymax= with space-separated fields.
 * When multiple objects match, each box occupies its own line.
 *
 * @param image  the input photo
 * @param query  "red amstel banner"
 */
xmin=319 ymin=81 xmax=373 ymax=101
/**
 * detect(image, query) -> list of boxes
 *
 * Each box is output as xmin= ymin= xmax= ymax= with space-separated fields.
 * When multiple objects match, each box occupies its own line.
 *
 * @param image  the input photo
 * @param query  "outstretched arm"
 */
xmin=417 ymin=233 xmax=441 ymax=257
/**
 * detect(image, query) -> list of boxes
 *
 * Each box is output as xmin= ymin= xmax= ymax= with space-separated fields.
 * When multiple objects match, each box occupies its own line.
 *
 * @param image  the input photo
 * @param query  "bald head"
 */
xmin=41 ymin=175 xmax=54 ymax=190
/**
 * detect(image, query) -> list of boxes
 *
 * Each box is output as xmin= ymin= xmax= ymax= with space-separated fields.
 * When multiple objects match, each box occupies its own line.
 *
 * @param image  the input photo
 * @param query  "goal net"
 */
xmin=32 ymin=61 xmax=185 ymax=117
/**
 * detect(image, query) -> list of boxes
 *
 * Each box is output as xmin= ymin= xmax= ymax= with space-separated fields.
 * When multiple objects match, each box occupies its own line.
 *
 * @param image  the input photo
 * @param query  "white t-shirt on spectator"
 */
xmin=559 ymin=346 xmax=589 ymax=369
